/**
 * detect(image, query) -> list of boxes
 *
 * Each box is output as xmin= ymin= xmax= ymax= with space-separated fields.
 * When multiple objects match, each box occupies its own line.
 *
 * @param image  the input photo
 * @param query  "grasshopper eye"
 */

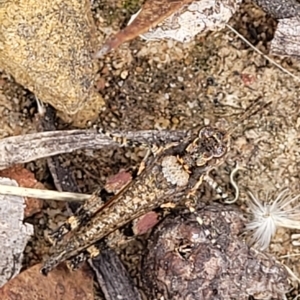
xmin=196 ymin=126 xmax=228 ymax=162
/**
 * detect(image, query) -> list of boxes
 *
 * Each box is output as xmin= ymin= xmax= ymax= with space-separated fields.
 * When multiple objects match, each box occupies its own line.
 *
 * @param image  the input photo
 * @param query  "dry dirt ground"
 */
xmin=1 ymin=0 xmax=300 ymax=299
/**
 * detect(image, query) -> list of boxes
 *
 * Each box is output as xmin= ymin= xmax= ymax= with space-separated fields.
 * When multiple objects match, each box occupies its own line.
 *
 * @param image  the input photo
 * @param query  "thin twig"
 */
xmin=0 ymin=184 xmax=91 ymax=202
xmin=226 ymin=24 xmax=300 ymax=82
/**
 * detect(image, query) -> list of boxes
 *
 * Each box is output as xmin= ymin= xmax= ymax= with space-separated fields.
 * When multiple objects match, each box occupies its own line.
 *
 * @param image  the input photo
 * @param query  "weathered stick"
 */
xmin=89 ymin=248 xmax=142 ymax=300
xmin=0 ymin=129 xmax=188 ymax=170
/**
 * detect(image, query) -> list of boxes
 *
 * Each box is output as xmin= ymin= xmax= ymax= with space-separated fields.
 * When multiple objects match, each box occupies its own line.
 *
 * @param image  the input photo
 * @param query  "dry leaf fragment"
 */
xmin=0 ymin=177 xmax=33 ymax=288
xmin=105 ymin=169 xmax=132 ymax=193
xmin=132 ymin=211 xmax=159 ymax=235
xmin=0 ymin=165 xmax=43 ymax=217
xmin=95 ymin=0 xmax=194 ymax=57
xmin=0 ymin=263 xmax=94 ymax=300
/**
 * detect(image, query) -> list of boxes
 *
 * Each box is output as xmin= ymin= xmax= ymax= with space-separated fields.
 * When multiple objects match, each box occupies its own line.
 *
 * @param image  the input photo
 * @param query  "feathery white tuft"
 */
xmin=245 ymin=188 xmax=300 ymax=250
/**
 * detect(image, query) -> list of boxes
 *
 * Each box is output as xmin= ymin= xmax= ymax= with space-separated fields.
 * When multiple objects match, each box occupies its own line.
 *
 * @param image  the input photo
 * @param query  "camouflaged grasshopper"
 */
xmin=41 ymin=100 xmax=267 ymax=275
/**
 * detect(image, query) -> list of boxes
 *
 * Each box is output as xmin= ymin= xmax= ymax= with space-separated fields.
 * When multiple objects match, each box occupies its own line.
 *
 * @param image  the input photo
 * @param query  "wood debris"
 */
xmin=89 ymin=248 xmax=141 ymax=300
xmin=0 ymin=129 xmax=188 ymax=170
xmin=96 ymin=0 xmax=242 ymax=57
xmin=95 ymin=0 xmax=194 ymax=57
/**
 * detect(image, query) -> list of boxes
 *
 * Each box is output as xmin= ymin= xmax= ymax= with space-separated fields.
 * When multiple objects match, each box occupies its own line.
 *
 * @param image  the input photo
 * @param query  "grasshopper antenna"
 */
xmin=226 ymin=97 xmax=271 ymax=137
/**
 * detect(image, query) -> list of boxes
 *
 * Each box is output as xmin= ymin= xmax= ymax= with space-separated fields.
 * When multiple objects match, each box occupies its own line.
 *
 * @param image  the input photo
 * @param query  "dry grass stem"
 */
xmin=0 ymin=183 xmax=91 ymax=202
xmin=226 ymin=24 xmax=300 ymax=82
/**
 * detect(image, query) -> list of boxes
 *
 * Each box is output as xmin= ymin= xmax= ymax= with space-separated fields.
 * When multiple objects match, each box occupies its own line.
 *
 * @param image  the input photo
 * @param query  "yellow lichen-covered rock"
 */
xmin=0 ymin=0 xmax=104 ymax=126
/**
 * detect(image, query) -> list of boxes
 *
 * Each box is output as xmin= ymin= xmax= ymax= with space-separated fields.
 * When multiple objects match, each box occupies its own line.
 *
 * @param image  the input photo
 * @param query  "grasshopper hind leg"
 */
xmin=48 ymin=189 xmax=104 ymax=244
xmin=66 ymin=245 xmax=101 ymax=271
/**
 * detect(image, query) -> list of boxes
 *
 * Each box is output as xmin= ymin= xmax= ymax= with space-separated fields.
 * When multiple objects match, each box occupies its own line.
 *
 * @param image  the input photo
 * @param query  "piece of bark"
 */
xmin=88 ymin=248 xmax=141 ymax=300
xmin=252 ymin=0 xmax=300 ymax=19
xmin=37 ymin=106 xmax=84 ymax=212
xmin=36 ymin=106 xmax=80 ymax=194
xmin=251 ymin=1 xmax=300 ymax=58
xmin=270 ymin=17 xmax=300 ymax=58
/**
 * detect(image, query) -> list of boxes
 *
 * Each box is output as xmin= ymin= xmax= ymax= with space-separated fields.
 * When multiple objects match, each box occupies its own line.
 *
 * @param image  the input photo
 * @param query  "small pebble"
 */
xmin=120 ymin=70 xmax=129 ymax=80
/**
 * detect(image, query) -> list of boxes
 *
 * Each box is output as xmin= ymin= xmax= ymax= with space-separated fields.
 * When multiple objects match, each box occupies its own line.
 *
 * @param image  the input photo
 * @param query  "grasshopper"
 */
xmin=41 ymin=100 xmax=267 ymax=275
